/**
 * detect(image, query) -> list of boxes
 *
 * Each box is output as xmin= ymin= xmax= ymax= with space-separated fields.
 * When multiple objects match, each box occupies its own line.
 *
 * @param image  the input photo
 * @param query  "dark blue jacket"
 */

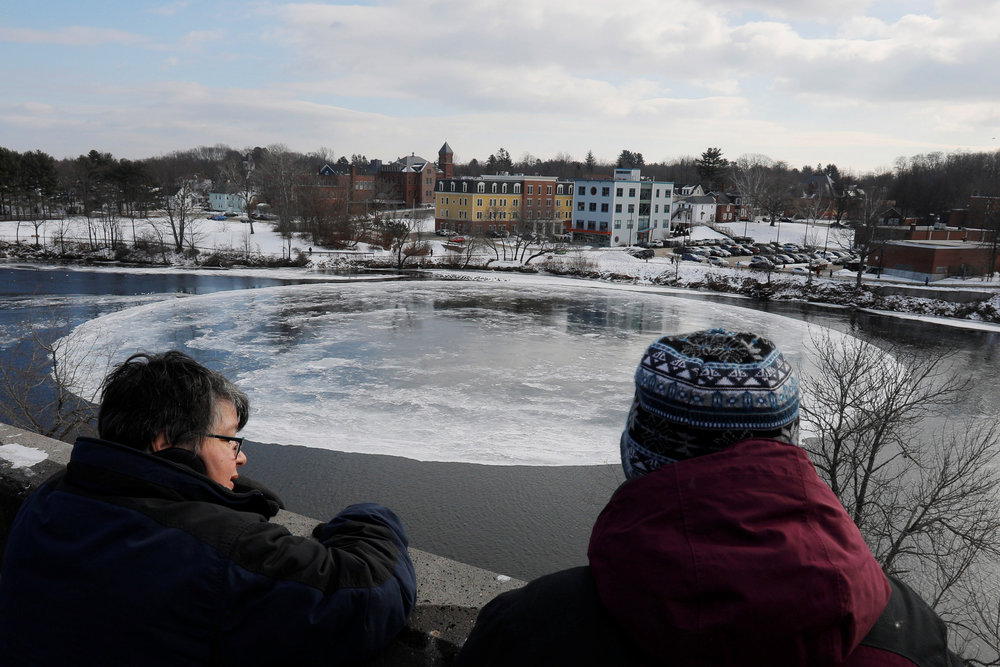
xmin=0 ymin=437 xmax=416 ymax=666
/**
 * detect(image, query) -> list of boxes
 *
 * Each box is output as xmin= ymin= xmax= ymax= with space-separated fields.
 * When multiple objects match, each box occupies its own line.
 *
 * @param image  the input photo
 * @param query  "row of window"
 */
xmin=439 ymin=181 xmax=569 ymax=195
xmin=439 ymin=197 xmax=568 ymax=208
xmin=575 ymin=185 xmax=673 ymax=198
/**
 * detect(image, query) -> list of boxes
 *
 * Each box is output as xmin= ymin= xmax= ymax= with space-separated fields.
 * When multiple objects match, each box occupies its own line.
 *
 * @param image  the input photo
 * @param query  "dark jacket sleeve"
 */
xmin=855 ymin=575 xmax=965 ymax=667
xmin=220 ymin=502 xmax=416 ymax=666
xmin=455 ymin=566 xmax=647 ymax=667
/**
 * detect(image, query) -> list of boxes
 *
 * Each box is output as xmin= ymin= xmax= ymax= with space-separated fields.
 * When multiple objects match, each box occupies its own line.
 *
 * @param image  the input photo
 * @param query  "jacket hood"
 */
xmin=588 ymin=438 xmax=890 ymax=667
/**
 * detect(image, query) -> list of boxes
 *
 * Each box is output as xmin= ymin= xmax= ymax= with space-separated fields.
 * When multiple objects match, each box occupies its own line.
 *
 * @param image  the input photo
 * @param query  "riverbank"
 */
xmin=4 ymin=214 xmax=1000 ymax=326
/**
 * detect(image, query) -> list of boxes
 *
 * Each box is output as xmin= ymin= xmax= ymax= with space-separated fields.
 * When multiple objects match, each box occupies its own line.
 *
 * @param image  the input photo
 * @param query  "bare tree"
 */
xmin=844 ymin=185 xmax=891 ymax=287
xmin=221 ymin=153 xmax=257 ymax=234
xmin=801 ymin=330 xmax=1000 ymax=664
xmin=160 ymin=178 xmax=202 ymax=253
xmin=374 ymin=210 xmax=429 ymax=269
xmin=0 ymin=316 xmax=115 ymax=442
xmin=730 ymin=154 xmax=774 ymax=223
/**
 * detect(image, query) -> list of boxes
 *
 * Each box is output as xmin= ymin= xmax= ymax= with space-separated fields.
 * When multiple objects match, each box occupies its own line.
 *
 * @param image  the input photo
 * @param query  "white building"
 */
xmin=671 ymin=194 xmax=718 ymax=227
xmin=208 ymin=192 xmax=248 ymax=214
xmin=569 ymin=169 xmax=674 ymax=247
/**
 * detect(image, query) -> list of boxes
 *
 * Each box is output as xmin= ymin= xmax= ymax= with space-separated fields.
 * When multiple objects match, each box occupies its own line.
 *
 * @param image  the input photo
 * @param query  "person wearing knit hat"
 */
xmin=456 ymin=329 xmax=962 ymax=667
xmin=621 ymin=328 xmax=800 ymax=477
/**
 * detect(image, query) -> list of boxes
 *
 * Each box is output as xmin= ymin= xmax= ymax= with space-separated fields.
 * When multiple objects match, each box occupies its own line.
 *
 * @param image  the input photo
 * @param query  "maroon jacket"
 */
xmin=457 ymin=439 xmax=961 ymax=667
xmin=590 ymin=438 xmax=902 ymax=666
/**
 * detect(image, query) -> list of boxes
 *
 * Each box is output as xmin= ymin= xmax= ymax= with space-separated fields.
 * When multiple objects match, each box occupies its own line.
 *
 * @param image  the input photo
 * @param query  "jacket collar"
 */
xmin=67 ymin=436 xmax=278 ymax=518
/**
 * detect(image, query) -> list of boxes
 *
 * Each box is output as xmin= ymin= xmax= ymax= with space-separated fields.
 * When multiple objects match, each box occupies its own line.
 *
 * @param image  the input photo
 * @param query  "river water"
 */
xmin=2 ymin=265 xmax=999 ymax=580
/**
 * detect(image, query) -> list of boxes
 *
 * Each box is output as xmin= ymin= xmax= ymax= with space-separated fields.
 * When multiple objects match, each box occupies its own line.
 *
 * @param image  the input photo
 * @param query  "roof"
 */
xmin=439 ymin=142 xmax=452 ymax=155
xmin=389 ymin=154 xmax=432 ymax=172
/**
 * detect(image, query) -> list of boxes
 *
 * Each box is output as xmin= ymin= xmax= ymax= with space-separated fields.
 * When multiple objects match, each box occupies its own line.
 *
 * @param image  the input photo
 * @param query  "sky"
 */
xmin=2 ymin=0 xmax=999 ymax=174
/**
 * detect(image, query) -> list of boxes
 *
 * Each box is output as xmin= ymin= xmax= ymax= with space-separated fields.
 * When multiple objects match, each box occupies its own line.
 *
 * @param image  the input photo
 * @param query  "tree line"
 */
xmin=3 ymin=142 xmax=1000 ymax=259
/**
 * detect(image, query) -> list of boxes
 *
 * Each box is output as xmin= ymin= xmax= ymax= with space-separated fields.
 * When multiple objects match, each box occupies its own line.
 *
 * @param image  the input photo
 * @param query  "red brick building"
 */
xmin=875 ymin=239 xmax=1000 ymax=281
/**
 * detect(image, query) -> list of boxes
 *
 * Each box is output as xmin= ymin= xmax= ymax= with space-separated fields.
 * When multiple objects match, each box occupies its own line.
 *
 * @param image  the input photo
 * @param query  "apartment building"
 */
xmin=570 ymin=169 xmax=674 ymax=247
xmin=434 ymin=174 xmax=573 ymax=237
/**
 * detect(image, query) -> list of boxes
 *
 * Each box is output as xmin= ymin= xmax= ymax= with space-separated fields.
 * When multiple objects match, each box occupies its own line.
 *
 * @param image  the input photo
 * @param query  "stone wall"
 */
xmin=0 ymin=423 xmax=523 ymax=665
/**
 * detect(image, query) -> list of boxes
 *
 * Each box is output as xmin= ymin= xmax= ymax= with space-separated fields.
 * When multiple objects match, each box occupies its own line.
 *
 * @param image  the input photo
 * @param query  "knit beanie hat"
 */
xmin=621 ymin=329 xmax=799 ymax=479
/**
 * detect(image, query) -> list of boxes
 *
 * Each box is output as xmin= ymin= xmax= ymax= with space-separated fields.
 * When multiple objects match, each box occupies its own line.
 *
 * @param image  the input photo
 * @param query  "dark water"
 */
xmin=3 ymin=265 xmax=999 ymax=580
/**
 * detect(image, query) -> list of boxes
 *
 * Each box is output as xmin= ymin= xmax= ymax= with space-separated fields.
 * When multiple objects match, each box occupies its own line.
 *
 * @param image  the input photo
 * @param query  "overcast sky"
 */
xmin=2 ymin=1 xmax=997 ymax=174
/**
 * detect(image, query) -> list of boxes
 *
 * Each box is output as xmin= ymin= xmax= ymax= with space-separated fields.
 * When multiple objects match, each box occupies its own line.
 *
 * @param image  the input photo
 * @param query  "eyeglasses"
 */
xmin=207 ymin=433 xmax=244 ymax=459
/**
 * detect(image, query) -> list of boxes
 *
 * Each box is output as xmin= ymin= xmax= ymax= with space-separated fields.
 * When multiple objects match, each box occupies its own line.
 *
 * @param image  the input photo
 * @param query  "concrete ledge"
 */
xmin=0 ymin=423 xmax=523 ymax=665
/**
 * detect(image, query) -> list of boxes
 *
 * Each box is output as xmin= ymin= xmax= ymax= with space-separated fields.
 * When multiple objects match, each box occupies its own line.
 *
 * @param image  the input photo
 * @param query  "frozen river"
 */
xmin=61 ymin=278 xmax=844 ymax=466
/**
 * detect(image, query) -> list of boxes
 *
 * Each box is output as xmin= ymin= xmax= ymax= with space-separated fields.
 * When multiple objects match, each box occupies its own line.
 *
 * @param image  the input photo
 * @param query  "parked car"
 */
xmin=436 ymin=229 xmax=456 ymax=237
xmin=628 ymin=248 xmax=655 ymax=260
xmin=450 ymin=236 xmax=466 ymax=243
xmin=707 ymin=257 xmax=727 ymax=266
xmin=681 ymin=253 xmax=706 ymax=263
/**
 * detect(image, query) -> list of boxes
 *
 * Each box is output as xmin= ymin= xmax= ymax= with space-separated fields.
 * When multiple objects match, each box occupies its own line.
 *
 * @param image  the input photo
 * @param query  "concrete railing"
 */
xmin=0 ymin=423 xmax=523 ymax=666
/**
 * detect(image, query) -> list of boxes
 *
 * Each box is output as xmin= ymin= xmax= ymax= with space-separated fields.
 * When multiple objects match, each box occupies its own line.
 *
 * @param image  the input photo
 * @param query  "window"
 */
xmin=614 ymin=220 xmax=621 ymax=229
xmin=557 ymin=185 xmax=564 ymax=194
xmin=502 ymin=183 xmax=508 ymax=194
xmin=556 ymin=200 xmax=561 ymax=207
xmin=628 ymin=204 xmax=635 ymax=213
xmin=463 ymin=183 xmax=468 ymax=193
xmin=602 ymin=187 xmax=610 ymax=197
xmin=492 ymin=183 xmax=498 ymax=193
xmin=629 ymin=188 xmax=636 ymax=197
xmin=654 ymin=205 xmax=659 ymax=213
xmin=527 ymin=185 xmax=534 ymax=194
xmin=578 ymin=186 xmax=586 ymax=195
xmin=599 ymin=222 xmax=608 ymax=231
xmin=616 ymin=187 xmax=623 ymax=197
xmin=476 ymin=212 xmax=483 ymax=219
xmin=589 ymin=203 xmax=597 ymax=211
xmin=477 ymin=183 xmax=485 ymax=193
xmin=501 ymin=199 xmax=507 ymax=207
xmin=514 ymin=184 xmax=521 ymax=194
xmin=656 ymin=189 xmax=660 ymax=197
xmin=601 ymin=203 xmax=609 ymax=212
xmin=590 ymin=186 xmax=597 ymax=195
xmin=489 ymin=198 xmax=496 ymax=206
xmin=547 ymin=186 xmax=553 ymax=195
xmin=577 ymin=202 xmax=585 ymax=211
xmin=477 ymin=198 xmax=483 ymax=206
xmin=615 ymin=204 xmax=622 ymax=213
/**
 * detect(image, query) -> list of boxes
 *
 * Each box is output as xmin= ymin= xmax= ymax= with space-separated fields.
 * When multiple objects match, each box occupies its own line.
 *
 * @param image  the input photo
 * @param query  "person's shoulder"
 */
xmin=455 ymin=566 xmax=647 ymax=667
xmin=852 ymin=575 xmax=962 ymax=667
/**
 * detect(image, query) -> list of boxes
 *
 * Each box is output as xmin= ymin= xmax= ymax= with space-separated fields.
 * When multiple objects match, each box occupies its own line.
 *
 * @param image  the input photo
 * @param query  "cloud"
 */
xmin=0 ymin=26 xmax=141 ymax=46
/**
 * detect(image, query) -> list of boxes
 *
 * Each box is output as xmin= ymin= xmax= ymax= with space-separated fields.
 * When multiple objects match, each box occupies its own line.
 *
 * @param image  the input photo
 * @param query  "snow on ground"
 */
xmin=6 ymin=213 xmax=1000 ymax=295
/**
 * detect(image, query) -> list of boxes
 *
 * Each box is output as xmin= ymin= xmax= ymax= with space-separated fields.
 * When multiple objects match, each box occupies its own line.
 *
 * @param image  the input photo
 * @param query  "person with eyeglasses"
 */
xmin=0 ymin=350 xmax=416 ymax=666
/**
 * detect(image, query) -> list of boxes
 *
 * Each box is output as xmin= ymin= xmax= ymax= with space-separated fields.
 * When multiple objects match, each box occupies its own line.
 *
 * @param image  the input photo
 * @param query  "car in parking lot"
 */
xmin=707 ymin=257 xmax=727 ymax=267
xmin=628 ymin=248 xmax=655 ymax=260
xmin=681 ymin=253 xmax=706 ymax=263
xmin=749 ymin=257 xmax=775 ymax=270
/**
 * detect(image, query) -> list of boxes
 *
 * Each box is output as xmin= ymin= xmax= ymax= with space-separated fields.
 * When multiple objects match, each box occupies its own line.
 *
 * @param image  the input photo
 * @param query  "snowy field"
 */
xmin=5 ymin=213 xmax=1000 ymax=288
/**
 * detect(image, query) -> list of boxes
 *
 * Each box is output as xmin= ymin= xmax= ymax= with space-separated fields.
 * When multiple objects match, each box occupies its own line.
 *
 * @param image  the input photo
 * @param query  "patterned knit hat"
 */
xmin=621 ymin=329 xmax=799 ymax=479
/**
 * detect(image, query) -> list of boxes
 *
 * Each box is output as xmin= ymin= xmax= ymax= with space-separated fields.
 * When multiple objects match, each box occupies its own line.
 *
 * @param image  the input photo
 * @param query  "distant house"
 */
xmin=675 ymin=184 xmax=705 ymax=197
xmin=208 ymin=192 xmax=250 ymax=214
xmin=671 ymin=194 xmax=717 ymax=227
